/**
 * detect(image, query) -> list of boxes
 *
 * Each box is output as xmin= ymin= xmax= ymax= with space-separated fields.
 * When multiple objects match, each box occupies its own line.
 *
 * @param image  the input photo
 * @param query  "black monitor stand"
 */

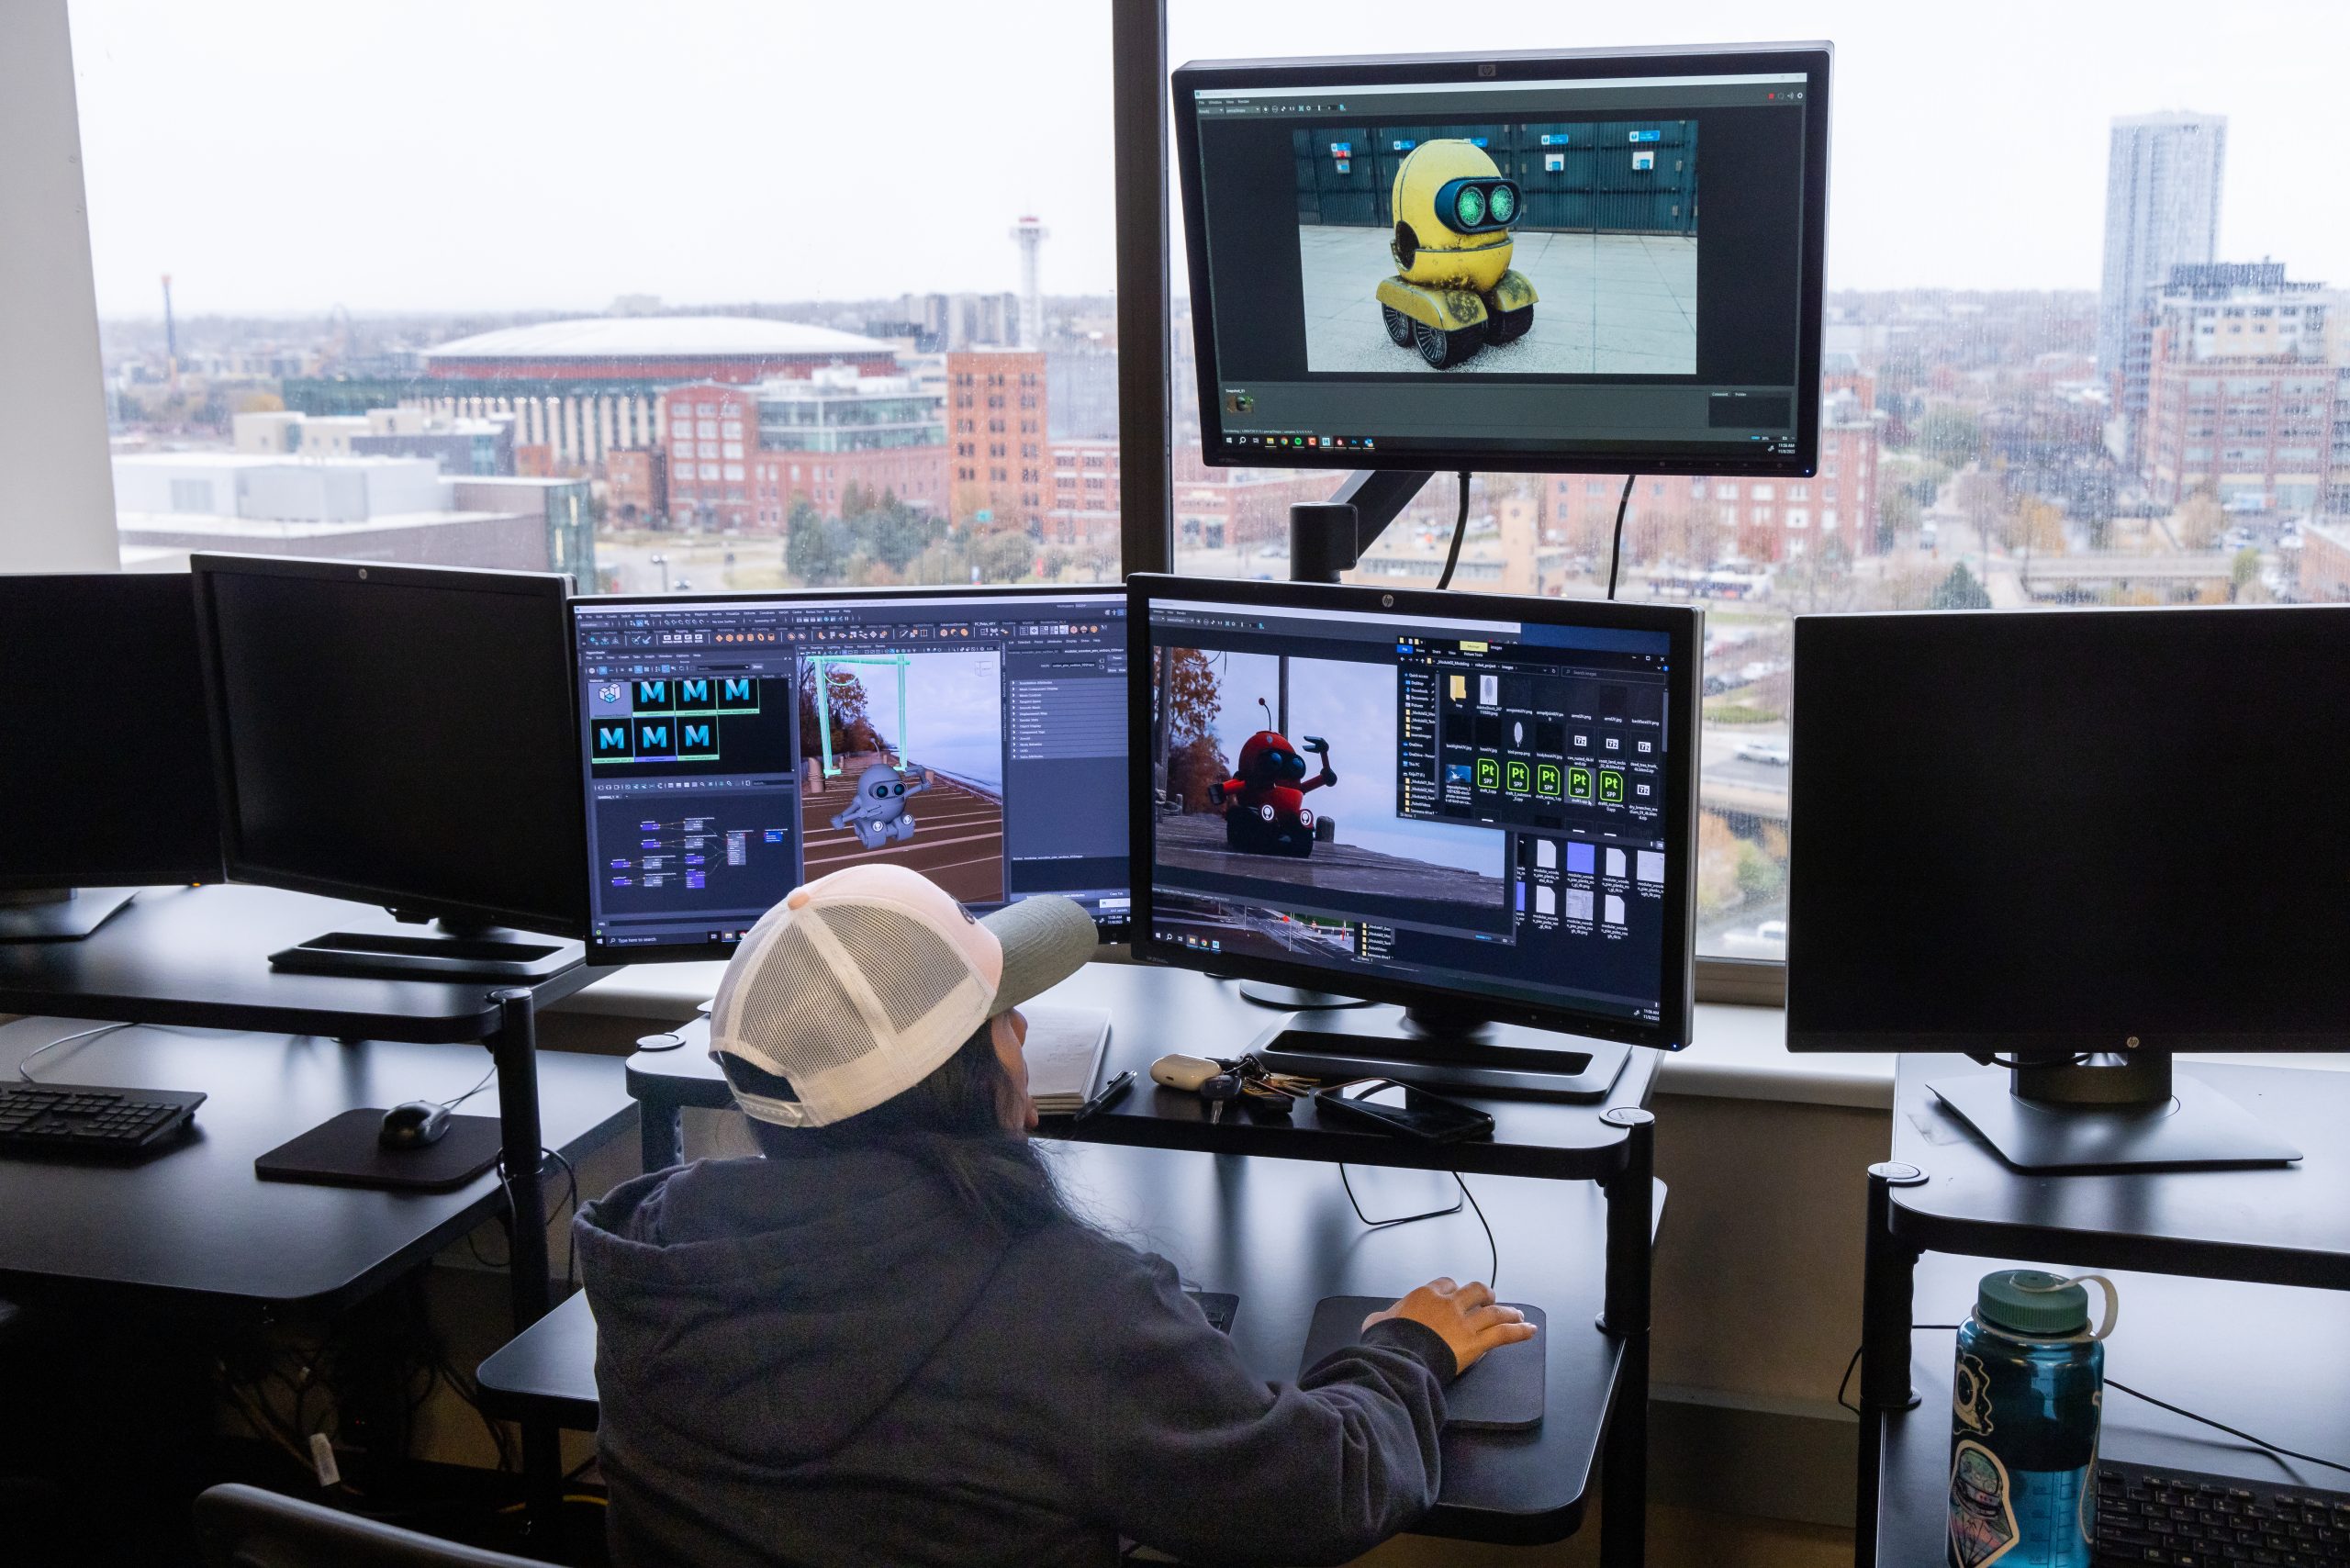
xmin=1237 ymin=980 xmax=1375 ymax=1011
xmin=0 ymin=887 xmax=141 ymax=942
xmin=1253 ymin=1002 xmax=1630 ymax=1102
xmin=1928 ymin=1051 xmax=2302 ymax=1173
xmin=269 ymin=913 xmax=581 ymax=981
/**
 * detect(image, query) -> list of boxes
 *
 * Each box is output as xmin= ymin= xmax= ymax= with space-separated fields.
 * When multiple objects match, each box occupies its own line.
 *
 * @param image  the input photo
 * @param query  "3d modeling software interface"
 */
xmin=574 ymin=592 xmax=1127 ymax=955
xmin=1147 ymin=599 xmax=1675 ymax=1023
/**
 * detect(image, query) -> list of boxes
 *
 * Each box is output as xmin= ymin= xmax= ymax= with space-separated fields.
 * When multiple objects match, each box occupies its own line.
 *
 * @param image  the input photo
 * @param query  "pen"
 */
xmin=1070 ymin=1070 xmax=1136 ymax=1125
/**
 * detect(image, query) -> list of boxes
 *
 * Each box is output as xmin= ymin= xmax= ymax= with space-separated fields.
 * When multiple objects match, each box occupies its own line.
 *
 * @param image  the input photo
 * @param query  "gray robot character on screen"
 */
xmin=831 ymin=759 xmax=929 ymax=851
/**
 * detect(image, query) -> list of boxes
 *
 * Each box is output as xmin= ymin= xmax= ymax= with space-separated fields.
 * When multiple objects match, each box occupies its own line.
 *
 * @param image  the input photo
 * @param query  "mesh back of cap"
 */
xmin=717 ymin=899 xmax=975 ymax=1081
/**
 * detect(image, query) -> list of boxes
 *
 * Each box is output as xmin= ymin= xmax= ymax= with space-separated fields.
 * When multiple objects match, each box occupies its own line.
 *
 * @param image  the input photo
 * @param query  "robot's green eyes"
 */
xmin=1432 ymin=177 xmax=1520 ymax=233
xmin=873 ymin=784 xmax=889 ymax=798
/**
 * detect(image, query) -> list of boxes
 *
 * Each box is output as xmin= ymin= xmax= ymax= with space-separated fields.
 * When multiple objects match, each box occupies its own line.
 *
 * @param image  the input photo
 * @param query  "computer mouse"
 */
xmin=379 ymin=1100 xmax=453 ymax=1150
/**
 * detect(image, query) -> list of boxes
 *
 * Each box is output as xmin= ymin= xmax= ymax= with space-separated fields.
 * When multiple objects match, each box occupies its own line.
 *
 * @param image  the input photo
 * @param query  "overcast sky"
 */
xmin=68 ymin=0 xmax=2350 ymax=319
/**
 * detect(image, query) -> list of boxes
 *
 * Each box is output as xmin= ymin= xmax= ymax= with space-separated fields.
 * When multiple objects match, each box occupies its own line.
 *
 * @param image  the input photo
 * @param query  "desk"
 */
xmin=1855 ymin=1057 xmax=2350 ymax=1565
xmin=533 ymin=962 xmax=1663 ymax=1562
xmin=0 ymin=882 xmax=617 ymax=1553
xmin=0 ymin=1017 xmax=632 ymax=1314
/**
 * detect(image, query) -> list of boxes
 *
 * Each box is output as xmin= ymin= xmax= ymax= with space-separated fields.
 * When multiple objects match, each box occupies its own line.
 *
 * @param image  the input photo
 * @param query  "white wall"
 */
xmin=0 ymin=0 xmax=118 ymax=572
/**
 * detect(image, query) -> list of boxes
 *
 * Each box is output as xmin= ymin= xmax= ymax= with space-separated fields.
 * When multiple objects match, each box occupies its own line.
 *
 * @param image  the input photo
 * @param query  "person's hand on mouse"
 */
xmin=1363 ymin=1278 xmax=1535 ymax=1372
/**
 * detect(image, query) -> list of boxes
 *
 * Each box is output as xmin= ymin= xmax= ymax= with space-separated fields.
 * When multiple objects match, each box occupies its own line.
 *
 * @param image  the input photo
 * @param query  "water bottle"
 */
xmin=1947 ymin=1270 xmax=2118 ymax=1568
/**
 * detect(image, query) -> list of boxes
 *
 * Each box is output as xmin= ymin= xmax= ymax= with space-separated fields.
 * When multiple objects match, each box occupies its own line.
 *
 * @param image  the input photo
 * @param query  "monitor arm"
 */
xmin=1289 ymin=470 xmax=1436 ymax=582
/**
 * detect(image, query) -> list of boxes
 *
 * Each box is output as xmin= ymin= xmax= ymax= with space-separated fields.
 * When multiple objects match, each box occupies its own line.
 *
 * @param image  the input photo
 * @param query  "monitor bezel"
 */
xmin=1171 ymin=42 xmax=1834 ymax=478
xmin=1127 ymin=573 xmax=1701 ymax=1050
xmin=1784 ymin=604 xmax=2350 ymax=1056
xmin=0 ymin=572 xmax=227 ymax=891
xmin=568 ymin=580 xmax=1133 ymax=969
xmin=189 ymin=552 xmax=588 ymax=937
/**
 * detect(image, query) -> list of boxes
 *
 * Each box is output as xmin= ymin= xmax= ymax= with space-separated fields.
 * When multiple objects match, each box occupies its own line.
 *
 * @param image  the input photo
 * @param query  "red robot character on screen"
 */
xmin=1214 ymin=700 xmax=1337 ymax=858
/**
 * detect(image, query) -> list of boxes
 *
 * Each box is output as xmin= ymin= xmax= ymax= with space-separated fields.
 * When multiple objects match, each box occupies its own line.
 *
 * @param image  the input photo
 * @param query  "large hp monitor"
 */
xmin=569 ymin=587 xmax=1129 ymax=965
xmin=1132 ymin=576 xmax=1700 ymax=1097
xmin=0 ymin=573 xmax=224 ymax=940
xmin=1787 ymin=606 xmax=2350 ymax=1171
xmin=191 ymin=554 xmax=588 ymax=978
xmin=1173 ymin=44 xmax=1831 ymax=477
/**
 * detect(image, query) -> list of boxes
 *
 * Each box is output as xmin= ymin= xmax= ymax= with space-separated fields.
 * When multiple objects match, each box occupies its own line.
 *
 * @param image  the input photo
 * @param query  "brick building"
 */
xmin=2142 ymin=263 xmax=2339 ymax=511
xmin=1537 ymin=385 xmax=1878 ymax=566
xmin=660 ymin=372 xmax=949 ymax=532
xmin=1047 ymin=438 xmax=1121 ymax=554
xmin=946 ymin=349 xmax=1048 ymax=527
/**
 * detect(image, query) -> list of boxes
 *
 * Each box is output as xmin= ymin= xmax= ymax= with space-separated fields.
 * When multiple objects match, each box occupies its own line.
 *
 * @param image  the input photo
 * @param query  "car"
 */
xmin=1735 ymin=739 xmax=1792 ymax=767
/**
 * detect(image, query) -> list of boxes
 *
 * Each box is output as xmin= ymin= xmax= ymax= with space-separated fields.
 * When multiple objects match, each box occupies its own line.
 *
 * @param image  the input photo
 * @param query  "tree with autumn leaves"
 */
xmin=1154 ymin=646 xmax=1232 ymax=813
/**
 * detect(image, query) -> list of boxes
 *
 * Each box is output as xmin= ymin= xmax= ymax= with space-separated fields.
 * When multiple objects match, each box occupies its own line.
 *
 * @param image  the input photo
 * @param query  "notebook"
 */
xmin=1021 ymin=1003 xmax=1113 ymax=1114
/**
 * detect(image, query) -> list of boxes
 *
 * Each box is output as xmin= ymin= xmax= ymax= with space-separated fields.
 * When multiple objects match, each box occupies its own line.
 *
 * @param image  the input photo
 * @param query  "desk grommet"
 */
xmin=635 ymin=1032 xmax=688 ymax=1053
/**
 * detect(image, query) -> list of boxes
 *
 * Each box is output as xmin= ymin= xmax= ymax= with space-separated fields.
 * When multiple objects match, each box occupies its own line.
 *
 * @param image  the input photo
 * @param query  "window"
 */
xmin=1167 ymin=1 xmax=2349 ymax=969
xmin=68 ymin=0 xmax=1120 ymax=588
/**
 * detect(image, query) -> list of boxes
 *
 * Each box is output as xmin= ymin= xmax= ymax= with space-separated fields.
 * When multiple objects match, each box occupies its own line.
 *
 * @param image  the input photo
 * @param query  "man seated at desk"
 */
xmin=576 ymin=864 xmax=1533 ymax=1566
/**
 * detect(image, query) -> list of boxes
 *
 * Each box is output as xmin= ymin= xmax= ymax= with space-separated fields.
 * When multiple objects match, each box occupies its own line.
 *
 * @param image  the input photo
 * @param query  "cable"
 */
xmin=1605 ymin=473 xmax=1637 ymax=599
xmin=1334 ymin=1167 xmax=1499 ymax=1294
xmin=1434 ymin=471 xmax=1472 ymax=590
xmin=17 ymin=1021 xmax=134 ymax=1083
xmin=1338 ymin=1163 xmax=1462 ymax=1227
xmin=1835 ymin=1327 xmax=2350 ymax=1479
xmin=2106 ymin=1377 xmax=2350 ymax=1480
xmin=440 ymin=1057 xmax=498 ymax=1112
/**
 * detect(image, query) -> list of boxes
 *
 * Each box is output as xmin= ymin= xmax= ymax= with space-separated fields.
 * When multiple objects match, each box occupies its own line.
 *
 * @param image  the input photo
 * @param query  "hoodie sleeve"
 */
xmin=1080 ymin=1246 xmax=1452 ymax=1565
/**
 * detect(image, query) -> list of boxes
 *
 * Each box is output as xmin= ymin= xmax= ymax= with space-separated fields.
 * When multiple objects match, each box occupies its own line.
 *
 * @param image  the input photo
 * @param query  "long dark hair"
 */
xmin=744 ymin=1023 xmax=1067 ymax=1235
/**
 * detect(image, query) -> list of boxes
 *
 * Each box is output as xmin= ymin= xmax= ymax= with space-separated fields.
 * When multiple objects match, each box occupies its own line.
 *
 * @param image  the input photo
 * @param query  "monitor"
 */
xmin=569 ymin=587 xmax=1129 ymax=964
xmin=191 ymin=554 xmax=588 ymax=974
xmin=1786 ymin=606 xmax=2350 ymax=1170
xmin=0 ymin=573 xmax=224 ymax=939
xmin=1131 ymin=575 xmax=1699 ymax=1097
xmin=1173 ymin=44 xmax=1831 ymax=476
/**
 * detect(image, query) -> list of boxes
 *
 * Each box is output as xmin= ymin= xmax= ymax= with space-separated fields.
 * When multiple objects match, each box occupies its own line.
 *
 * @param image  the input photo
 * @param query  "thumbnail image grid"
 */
xmin=1293 ymin=118 xmax=1696 ymax=375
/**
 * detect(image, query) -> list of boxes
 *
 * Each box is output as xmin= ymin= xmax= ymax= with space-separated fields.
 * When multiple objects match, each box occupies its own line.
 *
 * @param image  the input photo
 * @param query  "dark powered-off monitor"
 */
xmin=1787 ymin=605 xmax=2350 ymax=1170
xmin=0 ymin=573 xmax=224 ymax=939
xmin=192 ymin=554 xmax=587 ymax=977
xmin=1131 ymin=575 xmax=1699 ymax=1097
xmin=1174 ymin=44 xmax=1830 ymax=476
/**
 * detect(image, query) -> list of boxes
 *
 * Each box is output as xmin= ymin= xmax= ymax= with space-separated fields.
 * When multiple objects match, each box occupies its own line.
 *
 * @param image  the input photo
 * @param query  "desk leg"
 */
xmin=491 ymin=989 xmax=564 ymax=1560
xmin=1597 ymin=1108 xmax=1653 ymax=1568
xmin=1855 ymin=1162 xmax=1925 ymax=1568
xmin=639 ymin=1096 xmax=684 ymax=1173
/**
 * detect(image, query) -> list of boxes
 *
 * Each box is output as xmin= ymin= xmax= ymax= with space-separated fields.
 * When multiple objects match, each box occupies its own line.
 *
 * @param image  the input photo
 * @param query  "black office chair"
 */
xmin=193 ymin=1483 xmax=546 ymax=1568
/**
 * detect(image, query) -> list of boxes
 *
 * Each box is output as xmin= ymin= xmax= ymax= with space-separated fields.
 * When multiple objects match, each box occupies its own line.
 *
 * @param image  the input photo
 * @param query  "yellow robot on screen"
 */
xmin=1376 ymin=140 xmax=1538 ymax=368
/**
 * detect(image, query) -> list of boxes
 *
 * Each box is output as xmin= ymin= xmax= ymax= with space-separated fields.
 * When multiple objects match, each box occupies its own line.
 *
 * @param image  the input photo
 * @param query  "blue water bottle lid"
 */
xmin=1975 ymin=1269 xmax=2090 ymax=1338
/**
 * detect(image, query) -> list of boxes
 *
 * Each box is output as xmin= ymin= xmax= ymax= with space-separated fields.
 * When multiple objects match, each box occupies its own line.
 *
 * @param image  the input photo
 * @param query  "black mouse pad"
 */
xmin=1298 ymin=1295 xmax=1546 ymax=1431
xmin=254 ymin=1110 xmax=504 ymax=1192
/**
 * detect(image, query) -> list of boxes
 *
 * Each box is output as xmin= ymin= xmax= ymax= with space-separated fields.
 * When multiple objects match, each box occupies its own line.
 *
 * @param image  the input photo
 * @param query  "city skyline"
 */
xmin=65 ymin=0 xmax=2350 ymax=316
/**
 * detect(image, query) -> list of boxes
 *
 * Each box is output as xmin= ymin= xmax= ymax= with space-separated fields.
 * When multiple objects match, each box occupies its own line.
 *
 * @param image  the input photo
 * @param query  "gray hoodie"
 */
xmin=573 ymin=1149 xmax=1458 ymax=1567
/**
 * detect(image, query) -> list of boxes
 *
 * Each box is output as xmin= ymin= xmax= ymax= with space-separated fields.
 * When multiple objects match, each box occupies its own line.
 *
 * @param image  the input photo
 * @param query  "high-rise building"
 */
xmin=2098 ymin=112 xmax=2227 ymax=458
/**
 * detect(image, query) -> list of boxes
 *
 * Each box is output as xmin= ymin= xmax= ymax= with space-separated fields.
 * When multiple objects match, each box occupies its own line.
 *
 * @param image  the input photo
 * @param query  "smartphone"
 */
xmin=1310 ymin=1081 xmax=1495 ymax=1144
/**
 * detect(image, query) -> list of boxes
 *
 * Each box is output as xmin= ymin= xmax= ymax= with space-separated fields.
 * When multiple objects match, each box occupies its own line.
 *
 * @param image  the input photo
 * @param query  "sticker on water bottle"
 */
xmin=1949 ymin=1439 xmax=2020 ymax=1567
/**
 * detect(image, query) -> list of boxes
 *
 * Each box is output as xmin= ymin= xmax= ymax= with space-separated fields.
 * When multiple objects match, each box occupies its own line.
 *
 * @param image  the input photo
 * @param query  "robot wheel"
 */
xmin=1411 ymin=316 xmax=1485 ymax=369
xmin=1488 ymin=304 xmax=1533 ymax=344
xmin=1382 ymin=305 xmax=1416 ymax=348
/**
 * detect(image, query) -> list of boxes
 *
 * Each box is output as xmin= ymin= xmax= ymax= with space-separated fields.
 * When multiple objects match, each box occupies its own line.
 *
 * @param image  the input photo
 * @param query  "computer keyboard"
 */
xmin=0 ymin=1083 xmax=204 ymax=1157
xmin=2097 ymin=1456 xmax=2350 ymax=1565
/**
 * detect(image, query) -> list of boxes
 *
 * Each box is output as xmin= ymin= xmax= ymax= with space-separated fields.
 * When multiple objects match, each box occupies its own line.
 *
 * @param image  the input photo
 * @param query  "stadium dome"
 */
xmin=425 ymin=316 xmax=888 ymax=365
